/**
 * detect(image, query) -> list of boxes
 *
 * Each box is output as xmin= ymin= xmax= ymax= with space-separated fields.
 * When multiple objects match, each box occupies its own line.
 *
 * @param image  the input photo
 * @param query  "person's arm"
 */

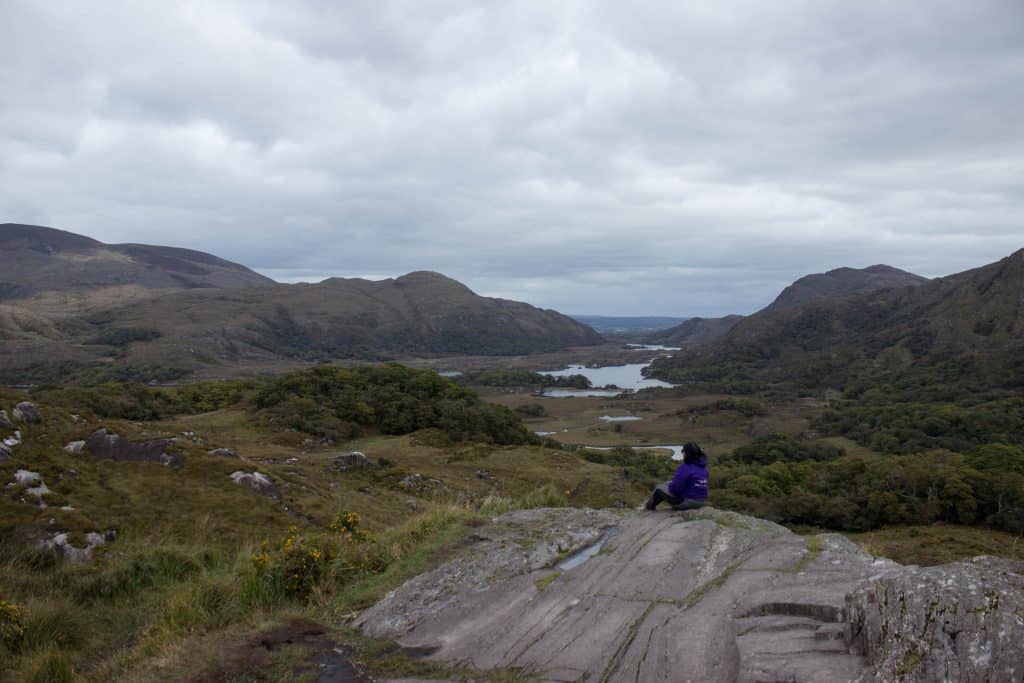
xmin=668 ymin=463 xmax=691 ymax=498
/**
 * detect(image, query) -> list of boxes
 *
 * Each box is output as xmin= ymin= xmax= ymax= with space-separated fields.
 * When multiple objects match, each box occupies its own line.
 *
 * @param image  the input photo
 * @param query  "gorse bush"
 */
xmin=0 ymin=599 xmax=26 ymax=652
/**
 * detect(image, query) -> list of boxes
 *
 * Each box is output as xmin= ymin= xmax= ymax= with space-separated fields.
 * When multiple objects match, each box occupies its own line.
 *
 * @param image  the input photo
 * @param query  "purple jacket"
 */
xmin=668 ymin=457 xmax=708 ymax=500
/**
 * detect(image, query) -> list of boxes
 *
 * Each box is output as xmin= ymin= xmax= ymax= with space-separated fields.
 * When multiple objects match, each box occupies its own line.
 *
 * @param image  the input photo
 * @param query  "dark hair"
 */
xmin=683 ymin=442 xmax=706 ymax=465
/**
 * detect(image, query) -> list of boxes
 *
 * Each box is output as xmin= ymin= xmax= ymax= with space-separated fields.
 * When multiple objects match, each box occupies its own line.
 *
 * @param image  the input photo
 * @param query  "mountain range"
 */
xmin=646 ymin=264 xmax=928 ymax=346
xmin=0 ymin=224 xmax=602 ymax=382
xmin=648 ymin=250 xmax=1024 ymax=392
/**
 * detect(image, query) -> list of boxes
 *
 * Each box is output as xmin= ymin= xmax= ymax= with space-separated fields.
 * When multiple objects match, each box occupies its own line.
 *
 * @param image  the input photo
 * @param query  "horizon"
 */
xmin=2 ymin=2 xmax=1023 ymax=316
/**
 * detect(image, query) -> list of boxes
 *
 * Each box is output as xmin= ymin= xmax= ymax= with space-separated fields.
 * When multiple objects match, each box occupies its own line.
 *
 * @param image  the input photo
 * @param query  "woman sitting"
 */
xmin=644 ymin=442 xmax=708 ymax=511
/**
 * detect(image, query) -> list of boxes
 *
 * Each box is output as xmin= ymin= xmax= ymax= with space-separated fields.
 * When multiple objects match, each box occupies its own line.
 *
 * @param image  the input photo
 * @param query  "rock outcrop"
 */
xmin=0 ymin=409 xmax=12 ymax=428
xmin=40 ymin=530 xmax=117 ymax=563
xmin=84 ymin=428 xmax=183 ymax=467
xmin=229 ymin=471 xmax=281 ymax=500
xmin=848 ymin=556 xmax=1024 ymax=682
xmin=332 ymin=451 xmax=372 ymax=471
xmin=207 ymin=447 xmax=238 ymax=458
xmin=12 ymin=401 xmax=40 ymax=424
xmin=357 ymin=508 xmax=1023 ymax=682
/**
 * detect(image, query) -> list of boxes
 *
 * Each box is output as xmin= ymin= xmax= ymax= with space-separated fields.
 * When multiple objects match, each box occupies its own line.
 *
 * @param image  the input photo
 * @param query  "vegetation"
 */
xmin=459 ymin=368 xmax=591 ymax=389
xmin=712 ymin=434 xmax=1024 ymax=534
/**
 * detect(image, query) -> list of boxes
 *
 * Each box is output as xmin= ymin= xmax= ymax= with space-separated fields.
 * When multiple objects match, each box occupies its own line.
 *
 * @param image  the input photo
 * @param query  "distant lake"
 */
xmin=626 ymin=344 xmax=680 ymax=351
xmin=539 ymin=363 xmax=674 ymax=396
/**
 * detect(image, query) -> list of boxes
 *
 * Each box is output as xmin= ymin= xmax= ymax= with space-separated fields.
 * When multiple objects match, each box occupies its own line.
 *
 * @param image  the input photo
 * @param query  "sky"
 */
xmin=2 ymin=1 xmax=1022 ymax=316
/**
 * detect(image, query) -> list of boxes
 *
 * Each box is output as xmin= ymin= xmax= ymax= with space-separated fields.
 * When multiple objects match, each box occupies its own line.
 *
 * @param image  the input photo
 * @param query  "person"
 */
xmin=644 ymin=442 xmax=708 ymax=511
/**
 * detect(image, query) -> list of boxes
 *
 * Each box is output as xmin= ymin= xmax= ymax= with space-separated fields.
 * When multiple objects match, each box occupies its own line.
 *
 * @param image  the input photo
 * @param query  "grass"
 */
xmin=849 ymin=524 xmax=1024 ymax=566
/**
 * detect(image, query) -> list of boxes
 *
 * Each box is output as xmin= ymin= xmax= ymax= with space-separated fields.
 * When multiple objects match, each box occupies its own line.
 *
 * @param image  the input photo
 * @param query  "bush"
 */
xmin=30 ymin=651 xmax=74 ymax=683
xmin=0 ymin=599 xmax=26 ymax=652
xmin=515 ymin=403 xmax=548 ymax=417
xmin=71 ymin=549 xmax=201 ymax=604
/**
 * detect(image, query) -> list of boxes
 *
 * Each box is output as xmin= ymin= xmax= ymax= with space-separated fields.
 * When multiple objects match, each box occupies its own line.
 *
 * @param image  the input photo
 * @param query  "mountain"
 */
xmin=89 ymin=271 xmax=604 ymax=364
xmin=0 ymin=225 xmax=603 ymax=382
xmin=760 ymin=264 xmax=929 ymax=313
xmin=0 ymin=223 xmax=273 ymax=301
xmin=645 ymin=315 xmax=744 ymax=346
xmin=570 ymin=315 xmax=686 ymax=334
xmin=647 ymin=250 xmax=1024 ymax=392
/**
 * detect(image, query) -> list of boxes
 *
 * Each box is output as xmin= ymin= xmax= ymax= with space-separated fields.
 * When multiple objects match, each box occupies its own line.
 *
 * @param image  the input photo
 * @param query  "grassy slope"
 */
xmin=0 ymin=387 xmax=645 ymax=681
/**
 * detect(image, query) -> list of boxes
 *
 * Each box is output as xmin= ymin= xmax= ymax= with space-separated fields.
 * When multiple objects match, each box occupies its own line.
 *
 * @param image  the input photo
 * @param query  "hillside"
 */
xmin=645 ymin=314 xmax=744 ymax=346
xmin=761 ymin=263 xmax=928 ymax=313
xmin=648 ymin=249 xmax=1024 ymax=393
xmin=0 ymin=227 xmax=603 ymax=382
xmin=0 ymin=223 xmax=273 ymax=301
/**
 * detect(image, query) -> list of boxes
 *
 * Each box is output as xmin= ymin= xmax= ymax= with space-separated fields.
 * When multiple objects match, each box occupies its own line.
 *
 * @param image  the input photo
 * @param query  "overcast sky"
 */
xmin=2 ymin=2 xmax=1022 ymax=315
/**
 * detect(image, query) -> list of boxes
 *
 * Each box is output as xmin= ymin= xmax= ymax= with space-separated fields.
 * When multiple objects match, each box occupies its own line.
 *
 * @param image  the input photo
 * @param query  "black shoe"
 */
xmin=644 ymin=496 xmax=656 ymax=511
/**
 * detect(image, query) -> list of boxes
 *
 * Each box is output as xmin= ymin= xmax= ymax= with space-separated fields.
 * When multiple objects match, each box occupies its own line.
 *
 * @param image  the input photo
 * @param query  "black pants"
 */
xmin=645 ymin=482 xmax=706 ymax=511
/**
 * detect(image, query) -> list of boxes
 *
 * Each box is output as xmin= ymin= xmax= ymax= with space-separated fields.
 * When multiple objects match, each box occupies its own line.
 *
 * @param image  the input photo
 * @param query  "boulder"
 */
xmin=12 ymin=401 xmax=41 ymax=424
xmin=356 ymin=507 xmax=1023 ymax=683
xmin=0 ymin=442 xmax=10 ymax=461
xmin=475 ymin=469 xmax=494 ymax=480
xmin=64 ymin=440 xmax=86 ymax=454
xmin=332 ymin=451 xmax=372 ymax=471
xmin=0 ymin=409 xmax=11 ymax=428
xmin=229 ymin=471 xmax=281 ymax=500
xmin=207 ymin=447 xmax=238 ymax=458
xmin=40 ymin=530 xmax=116 ymax=564
xmin=848 ymin=555 xmax=1024 ymax=682
xmin=85 ymin=428 xmax=183 ymax=467
xmin=2 ymin=431 xmax=19 ymax=448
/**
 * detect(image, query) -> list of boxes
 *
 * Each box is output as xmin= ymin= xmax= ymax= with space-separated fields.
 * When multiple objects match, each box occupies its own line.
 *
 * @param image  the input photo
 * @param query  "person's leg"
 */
xmin=645 ymin=482 xmax=676 ymax=510
xmin=672 ymin=498 xmax=707 ymax=511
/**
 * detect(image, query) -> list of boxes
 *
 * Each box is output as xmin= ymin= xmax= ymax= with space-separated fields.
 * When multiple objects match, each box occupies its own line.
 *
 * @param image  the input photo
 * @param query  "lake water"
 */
xmin=587 ymin=444 xmax=685 ymax=461
xmin=626 ymin=344 xmax=681 ymax=351
xmin=539 ymin=363 xmax=674 ymax=396
xmin=599 ymin=415 xmax=642 ymax=422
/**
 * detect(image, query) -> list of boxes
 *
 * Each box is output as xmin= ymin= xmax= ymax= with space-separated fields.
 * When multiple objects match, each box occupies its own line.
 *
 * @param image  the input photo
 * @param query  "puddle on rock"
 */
xmin=556 ymin=527 xmax=620 ymax=571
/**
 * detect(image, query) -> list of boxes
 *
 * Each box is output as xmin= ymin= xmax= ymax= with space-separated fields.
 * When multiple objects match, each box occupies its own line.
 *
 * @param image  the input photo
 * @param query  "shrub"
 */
xmin=30 ymin=651 xmax=74 ymax=683
xmin=0 ymin=599 xmax=26 ymax=651
xmin=519 ymin=484 xmax=568 ymax=509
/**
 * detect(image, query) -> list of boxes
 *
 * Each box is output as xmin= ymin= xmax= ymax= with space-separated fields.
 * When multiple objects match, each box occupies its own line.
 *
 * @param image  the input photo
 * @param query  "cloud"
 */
xmin=1 ymin=0 xmax=1022 ymax=315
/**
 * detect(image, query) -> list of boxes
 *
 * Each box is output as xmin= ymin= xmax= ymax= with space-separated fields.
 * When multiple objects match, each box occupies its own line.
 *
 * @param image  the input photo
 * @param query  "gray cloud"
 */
xmin=2 ymin=0 xmax=1022 ymax=316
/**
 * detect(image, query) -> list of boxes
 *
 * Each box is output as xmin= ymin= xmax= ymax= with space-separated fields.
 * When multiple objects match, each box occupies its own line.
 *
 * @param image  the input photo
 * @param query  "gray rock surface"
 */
xmin=357 ymin=508 xmax=1023 ymax=683
xmin=0 ymin=409 xmax=11 ymax=428
xmin=332 ymin=451 xmax=372 ymax=471
xmin=848 ymin=555 xmax=1024 ymax=682
xmin=0 ymin=442 xmax=10 ymax=461
xmin=229 ymin=471 xmax=282 ymax=500
xmin=207 ymin=447 xmax=238 ymax=458
xmin=64 ymin=440 xmax=86 ymax=454
xmin=40 ymin=530 xmax=116 ymax=563
xmin=12 ymin=401 xmax=41 ymax=423
xmin=84 ymin=428 xmax=183 ymax=467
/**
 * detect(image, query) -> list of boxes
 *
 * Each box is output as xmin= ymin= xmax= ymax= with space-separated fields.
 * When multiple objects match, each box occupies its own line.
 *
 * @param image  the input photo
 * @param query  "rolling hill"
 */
xmin=0 ymin=225 xmax=603 ymax=382
xmin=647 ymin=250 xmax=1024 ymax=392
xmin=0 ymin=223 xmax=273 ymax=300
xmin=646 ymin=264 xmax=926 ymax=348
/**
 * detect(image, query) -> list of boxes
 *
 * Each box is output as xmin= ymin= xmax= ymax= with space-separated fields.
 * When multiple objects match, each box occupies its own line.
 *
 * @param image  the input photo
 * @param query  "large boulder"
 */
xmin=229 ymin=471 xmax=281 ymax=500
xmin=848 ymin=555 xmax=1024 ymax=682
xmin=356 ymin=508 xmax=1023 ymax=683
xmin=331 ymin=451 xmax=372 ymax=471
xmin=84 ymin=428 xmax=183 ymax=467
xmin=12 ymin=401 xmax=41 ymax=424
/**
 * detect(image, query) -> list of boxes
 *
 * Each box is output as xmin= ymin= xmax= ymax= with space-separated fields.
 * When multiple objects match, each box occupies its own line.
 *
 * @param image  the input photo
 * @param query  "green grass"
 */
xmin=849 ymin=524 xmax=1024 ymax=566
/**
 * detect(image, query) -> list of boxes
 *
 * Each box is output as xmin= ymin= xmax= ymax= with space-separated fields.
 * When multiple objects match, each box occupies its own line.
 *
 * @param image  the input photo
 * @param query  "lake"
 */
xmin=539 ymin=363 xmax=674 ymax=396
xmin=626 ymin=344 xmax=681 ymax=351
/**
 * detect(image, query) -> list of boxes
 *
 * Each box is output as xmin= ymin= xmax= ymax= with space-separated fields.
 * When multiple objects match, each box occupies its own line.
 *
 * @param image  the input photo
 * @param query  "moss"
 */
xmin=534 ymin=572 xmax=560 ymax=592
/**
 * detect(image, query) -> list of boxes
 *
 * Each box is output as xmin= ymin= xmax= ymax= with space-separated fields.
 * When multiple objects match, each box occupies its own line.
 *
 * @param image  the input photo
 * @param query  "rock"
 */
xmin=0 ymin=443 xmax=10 ymax=461
xmin=12 ymin=401 xmax=41 ymax=424
xmin=3 ymin=430 xmax=22 ymax=448
xmin=207 ymin=447 xmax=238 ymax=458
xmin=848 ymin=555 xmax=1024 ymax=682
xmin=475 ymin=469 xmax=494 ymax=480
xmin=229 ymin=471 xmax=281 ymax=500
xmin=85 ymin=428 xmax=183 ymax=467
xmin=40 ymin=530 xmax=115 ymax=563
xmin=332 ymin=451 xmax=372 ymax=471
xmin=11 ymin=469 xmax=42 ymax=486
xmin=356 ymin=508 xmax=1022 ymax=682
xmin=0 ymin=409 xmax=11 ymax=428
xmin=8 ymin=469 xmax=51 ymax=503
xmin=64 ymin=440 xmax=86 ymax=454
